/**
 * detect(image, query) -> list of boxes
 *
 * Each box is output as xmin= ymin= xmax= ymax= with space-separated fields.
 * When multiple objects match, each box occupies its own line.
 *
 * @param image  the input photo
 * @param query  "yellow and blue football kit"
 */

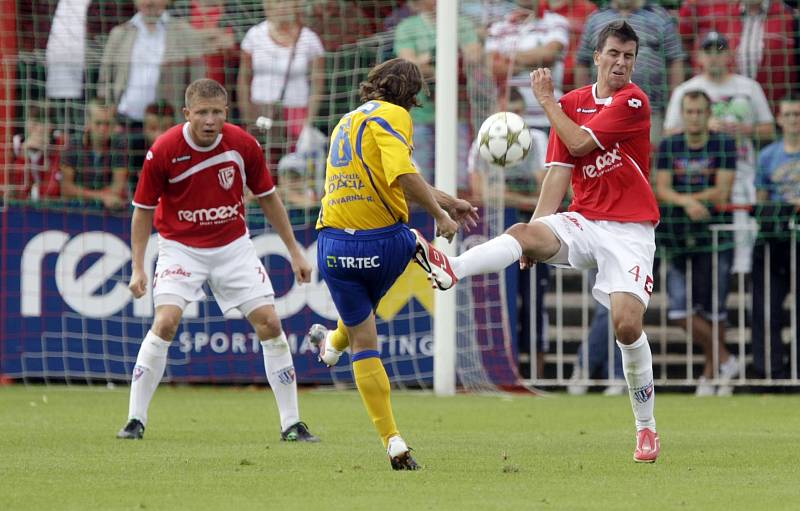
xmin=316 ymin=100 xmax=419 ymax=327
xmin=316 ymin=100 xmax=421 ymax=449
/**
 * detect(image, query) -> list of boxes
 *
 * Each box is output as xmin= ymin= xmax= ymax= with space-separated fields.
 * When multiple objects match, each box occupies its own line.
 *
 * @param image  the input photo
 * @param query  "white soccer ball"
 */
xmin=477 ymin=111 xmax=532 ymax=167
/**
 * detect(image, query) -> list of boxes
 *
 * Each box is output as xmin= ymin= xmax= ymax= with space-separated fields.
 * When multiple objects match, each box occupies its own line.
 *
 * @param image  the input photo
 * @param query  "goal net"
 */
xmin=1 ymin=1 xmax=525 ymax=391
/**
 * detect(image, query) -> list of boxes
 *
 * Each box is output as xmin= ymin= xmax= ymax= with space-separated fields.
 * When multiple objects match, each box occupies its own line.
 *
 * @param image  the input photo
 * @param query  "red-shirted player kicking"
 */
xmin=415 ymin=20 xmax=661 ymax=462
xmin=117 ymin=79 xmax=319 ymax=442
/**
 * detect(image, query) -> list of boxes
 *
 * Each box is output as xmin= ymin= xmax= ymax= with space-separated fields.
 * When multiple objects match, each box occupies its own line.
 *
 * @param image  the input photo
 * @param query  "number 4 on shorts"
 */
xmin=628 ymin=265 xmax=641 ymax=282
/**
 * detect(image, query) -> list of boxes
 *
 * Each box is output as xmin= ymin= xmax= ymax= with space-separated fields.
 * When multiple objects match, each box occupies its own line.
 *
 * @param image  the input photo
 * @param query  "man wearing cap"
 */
xmin=663 ymin=31 xmax=775 ymax=275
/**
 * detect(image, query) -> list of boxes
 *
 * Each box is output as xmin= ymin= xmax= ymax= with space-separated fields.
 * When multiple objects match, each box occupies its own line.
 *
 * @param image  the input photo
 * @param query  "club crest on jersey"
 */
xmin=218 ymin=166 xmax=235 ymax=190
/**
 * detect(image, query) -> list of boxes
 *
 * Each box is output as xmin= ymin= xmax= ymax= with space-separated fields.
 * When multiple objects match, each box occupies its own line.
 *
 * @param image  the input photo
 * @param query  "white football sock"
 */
xmin=261 ymin=332 xmax=300 ymax=431
xmin=128 ymin=330 xmax=170 ymax=425
xmin=617 ymin=332 xmax=656 ymax=431
xmin=450 ymin=233 xmax=522 ymax=279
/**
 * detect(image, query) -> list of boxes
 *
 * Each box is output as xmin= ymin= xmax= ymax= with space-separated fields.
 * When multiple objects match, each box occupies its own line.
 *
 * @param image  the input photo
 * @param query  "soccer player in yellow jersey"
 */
xmin=309 ymin=58 xmax=478 ymax=470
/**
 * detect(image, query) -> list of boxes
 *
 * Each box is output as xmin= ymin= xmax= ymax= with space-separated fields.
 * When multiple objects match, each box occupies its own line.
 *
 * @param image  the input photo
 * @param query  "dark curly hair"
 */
xmin=359 ymin=58 xmax=428 ymax=110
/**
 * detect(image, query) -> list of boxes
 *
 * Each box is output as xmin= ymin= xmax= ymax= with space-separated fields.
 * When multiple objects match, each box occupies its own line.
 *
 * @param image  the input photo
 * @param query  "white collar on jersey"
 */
xmin=182 ymin=122 xmax=223 ymax=152
xmin=592 ymin=83 xmax=614 ymax=106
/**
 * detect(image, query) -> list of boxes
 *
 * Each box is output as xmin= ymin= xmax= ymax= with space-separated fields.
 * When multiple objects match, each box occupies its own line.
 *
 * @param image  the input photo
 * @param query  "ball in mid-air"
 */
xmin=477 ymin=112 xmax=532 ymax=167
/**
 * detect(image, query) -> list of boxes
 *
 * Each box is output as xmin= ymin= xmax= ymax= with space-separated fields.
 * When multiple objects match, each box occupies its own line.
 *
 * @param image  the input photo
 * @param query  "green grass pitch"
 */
xmin=1 ymin=386 xmax=799 ymax=510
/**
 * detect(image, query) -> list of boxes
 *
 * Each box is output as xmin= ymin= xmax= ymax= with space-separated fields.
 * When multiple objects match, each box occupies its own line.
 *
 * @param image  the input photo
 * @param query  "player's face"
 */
xmin=184 ymin=96 xmax=227 ymax=147
xmin=594 ymin=37 xmax=637 ymax=93
xmin=778 ymin=102 xmax=800 ymax=135
xmin=681 ymin=96 xmax=712 ymax=136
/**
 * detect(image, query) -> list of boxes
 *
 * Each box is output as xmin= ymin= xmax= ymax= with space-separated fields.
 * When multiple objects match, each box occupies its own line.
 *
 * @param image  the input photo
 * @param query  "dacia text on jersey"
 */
xmin=325 ymin=172 xmax=373 ymax=206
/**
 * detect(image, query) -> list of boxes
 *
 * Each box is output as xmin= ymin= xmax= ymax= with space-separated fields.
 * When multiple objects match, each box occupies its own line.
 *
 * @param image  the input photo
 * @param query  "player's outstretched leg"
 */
xmin=412 ymin=223 xmax=556 ymax=290
xmin=117 ymin=330 xmax=171 ymax=439
xmin=307 ymin=319 xmax=350 ymax=367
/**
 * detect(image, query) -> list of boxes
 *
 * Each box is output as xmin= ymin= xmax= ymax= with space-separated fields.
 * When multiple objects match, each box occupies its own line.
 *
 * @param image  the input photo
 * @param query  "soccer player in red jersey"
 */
xmin=415 ymin=20 xmax=661 ymax=462
xmin=116 ymin=79 xmax=319 ymax=442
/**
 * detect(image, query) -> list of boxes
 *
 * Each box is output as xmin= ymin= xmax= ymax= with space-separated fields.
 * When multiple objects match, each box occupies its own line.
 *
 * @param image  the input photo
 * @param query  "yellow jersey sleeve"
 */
xmin=367 ymin=106 xmax=417 ymax=186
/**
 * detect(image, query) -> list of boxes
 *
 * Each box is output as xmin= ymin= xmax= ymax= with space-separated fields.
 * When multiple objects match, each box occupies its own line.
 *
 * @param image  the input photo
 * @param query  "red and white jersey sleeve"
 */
xmin=133 ymin=123 xmax=275 ymax=248
xmin=545 ymin=102 xmax=575 ymax=169
xmin=546 ymin=83 xmax=660 ymax=224
xmin=242 ymin=133 xmax=275 ymax=197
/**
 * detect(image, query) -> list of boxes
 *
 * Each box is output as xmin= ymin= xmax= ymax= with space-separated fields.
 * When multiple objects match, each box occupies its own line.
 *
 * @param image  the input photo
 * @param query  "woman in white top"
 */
xmin=238 ymin=0 xmax=325 ymax=146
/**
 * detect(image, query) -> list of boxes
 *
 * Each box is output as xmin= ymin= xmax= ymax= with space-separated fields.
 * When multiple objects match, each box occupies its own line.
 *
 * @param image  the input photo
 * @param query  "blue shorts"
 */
xmin=317 ymin=223 xmax=416 ymax=326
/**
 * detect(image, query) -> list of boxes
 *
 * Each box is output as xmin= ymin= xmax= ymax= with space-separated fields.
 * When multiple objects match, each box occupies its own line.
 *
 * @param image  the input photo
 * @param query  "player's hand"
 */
xmin=519 ymin=255 xmax=537 ymax=270
xmin=684 ymin=199 xmax=711 ymax=221
xmin=530 ymin=68 xmax=556 ymax=105
xmin=435 ymin=213 xmax=459 ymax=243
xmin=290 ymin=252 xmax=312 ymax=284
xmin=128 ymin=268 xmax=147 ymax=299
xmin=449 ymin=199 xmax=479 ymax=232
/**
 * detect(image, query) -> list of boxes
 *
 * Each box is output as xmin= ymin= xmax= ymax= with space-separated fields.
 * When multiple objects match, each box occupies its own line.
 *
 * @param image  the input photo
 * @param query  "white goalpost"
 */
xmin=433 ymin=0 xmax=458 ymax=396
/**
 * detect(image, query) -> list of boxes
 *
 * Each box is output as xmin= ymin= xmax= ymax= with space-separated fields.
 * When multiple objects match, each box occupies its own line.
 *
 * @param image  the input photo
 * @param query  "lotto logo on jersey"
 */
xmin=644 ymin=275 xmax=654 ymax=295
xmin=582 ymin=148 xmax=622 ymax=179
xmin=628 ymin=98 xmax=642 ymax=109
xmin=218 ymin=166 xmax=235 ymax=190
xmin=178 ymin=203 xmax=241 ymax=224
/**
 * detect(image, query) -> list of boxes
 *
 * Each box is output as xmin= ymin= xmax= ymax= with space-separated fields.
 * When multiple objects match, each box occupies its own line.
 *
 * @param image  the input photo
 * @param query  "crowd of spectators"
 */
xmin=4 ymin=0 xmax=800 ymax=384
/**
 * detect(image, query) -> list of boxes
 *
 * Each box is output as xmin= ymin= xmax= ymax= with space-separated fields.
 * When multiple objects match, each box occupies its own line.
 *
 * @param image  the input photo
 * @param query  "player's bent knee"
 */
xmin=506 ymin=222 xmax=560 ymax=261
xmin=613 ymin=315 xmax=643 ymax=344
xmin=152 ymin=307 xmax=183 ymax=342
xmin=247 ymin=305 xmax=282 ymax=340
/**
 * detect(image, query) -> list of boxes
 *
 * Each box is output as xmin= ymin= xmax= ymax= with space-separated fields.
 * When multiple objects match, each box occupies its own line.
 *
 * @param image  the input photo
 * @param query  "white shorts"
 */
xmin=153 ymin=234 xmax=275 ymax=314
xmin=535 ymin=212 xmax=656 ymax=309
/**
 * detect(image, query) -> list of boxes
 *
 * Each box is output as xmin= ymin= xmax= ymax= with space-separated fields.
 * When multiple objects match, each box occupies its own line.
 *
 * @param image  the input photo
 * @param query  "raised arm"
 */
xmin=531 ymin=68 xmax=597 ymax=157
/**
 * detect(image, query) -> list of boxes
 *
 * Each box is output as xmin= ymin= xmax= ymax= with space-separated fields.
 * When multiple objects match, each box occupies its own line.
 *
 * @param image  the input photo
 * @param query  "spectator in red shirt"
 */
xmin=3 ymin=105 xmax=64 ymax=201
xmin=678 ymin=0 xmax=797 ymax=110
xmin=540 ymin=0 xmax=598 ymax=92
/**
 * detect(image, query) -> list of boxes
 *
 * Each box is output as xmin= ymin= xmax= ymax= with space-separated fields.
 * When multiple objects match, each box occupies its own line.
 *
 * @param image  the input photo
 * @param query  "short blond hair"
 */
xmin=184 ymin=79 xmax=228 ymax=108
